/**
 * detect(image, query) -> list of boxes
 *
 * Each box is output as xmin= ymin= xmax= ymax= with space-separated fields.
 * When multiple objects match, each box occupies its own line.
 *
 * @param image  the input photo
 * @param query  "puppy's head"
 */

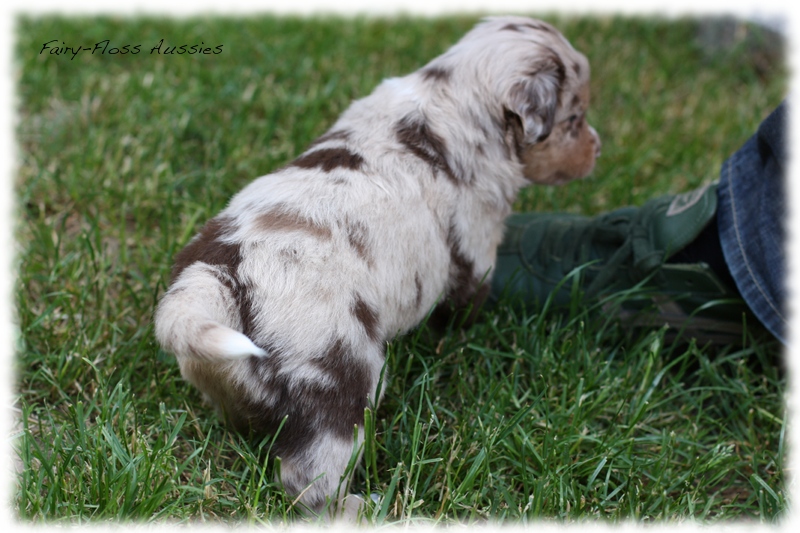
xmin=458 ymin=17 xmax=601 ymax=185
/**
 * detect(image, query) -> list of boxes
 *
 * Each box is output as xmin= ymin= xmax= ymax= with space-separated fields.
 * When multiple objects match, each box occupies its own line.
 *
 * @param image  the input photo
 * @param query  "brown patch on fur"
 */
xmin=420 ymin=66 xmax=451 ymax=82
xmin=528 ymin=21 xmax=555 ymax=32
xmin=256 ymin=207 xmax=333 ymax=240
xmin=446 ymin=225 xmax=478 ymax=308
xmin=238 ymin=351 xmax=321 ymax=455
xmin=352 ymin=295 xmax=380 ymax=342
xmin=345 ymin=219 xmax=372 ymax=265
xmin=168 ymin=216 xmax=260 ymax=341
xmin=428 ymin=223 xmax=488 ymax=328
xmin=171 ymin=217 xmax=241 ymax=283
xmin=291 ymin=147 xmax=364 ymax=172
xmin=308 ymin=338 xmax=374 ymax=438
xmin=396 ymin=115 xmax=460 ymax=185
xmin=228 ymin=338 xmax=376 ymax=453
xmin=234 ymin=280 xmax=259 ymax=339
xmin=414 ymin=273 xmax=423 ymax=311
xmin=500 ymin=21 xmax=554 ymax=33
xmin=196 ymin=347 xmax=313 ymax=463
xmin=202 ymin=266 xmax=258 ymax=340
xmin=500 ymin=22 xmax=524 ymax=32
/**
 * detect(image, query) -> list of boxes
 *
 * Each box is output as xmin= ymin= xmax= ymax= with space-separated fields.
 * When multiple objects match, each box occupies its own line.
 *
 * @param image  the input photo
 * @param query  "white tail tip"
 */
xmin=211 ymin=328 xmax=268 ymax=359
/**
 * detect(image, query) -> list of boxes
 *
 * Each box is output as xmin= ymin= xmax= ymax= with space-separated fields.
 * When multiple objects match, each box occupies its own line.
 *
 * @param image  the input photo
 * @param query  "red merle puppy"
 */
xmin=155 ymin=16 xmax=600 ymax=521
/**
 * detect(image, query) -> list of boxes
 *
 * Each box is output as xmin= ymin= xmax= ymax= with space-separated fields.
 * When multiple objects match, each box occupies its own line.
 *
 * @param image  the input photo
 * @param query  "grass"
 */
xmin=13 ymin=13 xmax=787 ymax=525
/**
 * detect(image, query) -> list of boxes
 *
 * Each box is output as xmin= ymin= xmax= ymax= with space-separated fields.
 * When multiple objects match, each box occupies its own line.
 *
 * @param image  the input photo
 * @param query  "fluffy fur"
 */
xmin=155 ymin=16 xmax=600 ymax=520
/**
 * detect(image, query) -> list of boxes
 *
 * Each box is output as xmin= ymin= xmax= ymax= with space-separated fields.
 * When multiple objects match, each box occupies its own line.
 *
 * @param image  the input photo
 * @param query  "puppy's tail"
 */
xmin=154 ymin=267 xmax=268 ymax=361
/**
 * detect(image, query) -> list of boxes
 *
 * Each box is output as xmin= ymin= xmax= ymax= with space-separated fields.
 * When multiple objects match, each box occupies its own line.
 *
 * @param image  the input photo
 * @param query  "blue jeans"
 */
xmin=717 ymin=102 xmax=787 ymax=344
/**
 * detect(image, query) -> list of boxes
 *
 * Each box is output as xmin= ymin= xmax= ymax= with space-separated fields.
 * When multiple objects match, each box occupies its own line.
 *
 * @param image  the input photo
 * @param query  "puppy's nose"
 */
xmin=589 ymin=125 xmax=601 ymax=157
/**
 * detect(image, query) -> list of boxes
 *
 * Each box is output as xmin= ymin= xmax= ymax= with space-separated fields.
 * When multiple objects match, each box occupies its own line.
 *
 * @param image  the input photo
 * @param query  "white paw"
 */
xmin=328 ymin=493 xmax=366 ymax=524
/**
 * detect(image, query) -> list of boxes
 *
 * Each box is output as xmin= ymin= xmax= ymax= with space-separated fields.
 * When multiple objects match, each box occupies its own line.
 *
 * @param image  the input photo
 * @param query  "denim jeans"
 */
xmin=717 ymin=102 xmax=787 ymax=344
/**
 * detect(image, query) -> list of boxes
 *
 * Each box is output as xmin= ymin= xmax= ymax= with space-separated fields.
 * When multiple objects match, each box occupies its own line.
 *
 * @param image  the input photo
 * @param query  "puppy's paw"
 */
xmin=329 ymin=493 xmax=367 ymax=524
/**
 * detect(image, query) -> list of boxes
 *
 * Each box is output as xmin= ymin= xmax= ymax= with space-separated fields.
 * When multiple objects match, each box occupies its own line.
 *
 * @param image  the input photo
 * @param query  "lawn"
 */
xmin=13 ymin=13 xmax=787 ymax=525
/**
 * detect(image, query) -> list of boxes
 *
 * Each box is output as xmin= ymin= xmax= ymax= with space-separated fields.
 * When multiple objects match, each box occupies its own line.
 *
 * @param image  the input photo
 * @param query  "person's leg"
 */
xmin=717 ymin=102 xmax=787 ymax=343
xmin=489 ymin=103 xmax=787 ymax=344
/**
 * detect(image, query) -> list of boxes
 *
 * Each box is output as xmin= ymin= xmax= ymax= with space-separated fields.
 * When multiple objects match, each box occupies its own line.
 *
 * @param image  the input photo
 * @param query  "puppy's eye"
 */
xmin=566 ymin=114 xmax=585 ymax=130
xmin=561 ymin=113 xmax=583 ymax=128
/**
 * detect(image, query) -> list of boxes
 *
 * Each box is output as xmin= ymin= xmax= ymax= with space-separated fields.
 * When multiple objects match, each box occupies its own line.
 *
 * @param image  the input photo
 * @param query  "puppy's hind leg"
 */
xmin=280 ymin=431 xmax=367 ymax=522
xmin=275 ymin=339 xmax=386 ymax=523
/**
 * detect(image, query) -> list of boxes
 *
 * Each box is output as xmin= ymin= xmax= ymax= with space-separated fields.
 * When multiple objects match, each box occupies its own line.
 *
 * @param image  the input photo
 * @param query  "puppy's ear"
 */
xmin=506 ymin=57 xmax=565 ymax=144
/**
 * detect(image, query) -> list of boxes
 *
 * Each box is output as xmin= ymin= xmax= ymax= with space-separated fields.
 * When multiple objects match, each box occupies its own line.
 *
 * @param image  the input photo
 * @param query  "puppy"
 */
xmin=155 ymin=16 xmax=600 ymax=520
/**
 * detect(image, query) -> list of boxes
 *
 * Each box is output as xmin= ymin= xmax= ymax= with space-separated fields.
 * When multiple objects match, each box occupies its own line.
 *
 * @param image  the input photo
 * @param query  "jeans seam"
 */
xmin=725 ymin=160 xmax=785 ymax=323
